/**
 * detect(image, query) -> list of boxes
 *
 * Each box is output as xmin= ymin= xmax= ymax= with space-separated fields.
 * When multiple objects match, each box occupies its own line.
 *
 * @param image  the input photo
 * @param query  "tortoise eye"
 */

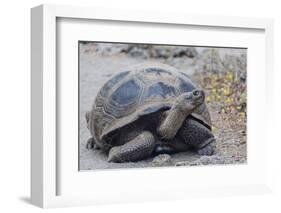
xmin=193 ymin=90 xmax=200 ymax=96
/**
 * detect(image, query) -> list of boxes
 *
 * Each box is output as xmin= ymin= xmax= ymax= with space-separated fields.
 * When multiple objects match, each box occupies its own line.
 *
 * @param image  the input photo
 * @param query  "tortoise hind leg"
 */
xmin=108 ymin=131 xmax=155 ymax=163
xmin=179 ymin=118 xmax=216 ymax=156
xmin=86 ymin=137 xmax=100 ymax=150
xmin=85 ymin=111 xmax=101 ymax=150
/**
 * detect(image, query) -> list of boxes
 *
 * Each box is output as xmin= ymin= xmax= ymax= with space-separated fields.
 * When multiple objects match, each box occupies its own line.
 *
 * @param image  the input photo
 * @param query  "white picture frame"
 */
xmin=31 ymin=4 xmax=274 ymax=208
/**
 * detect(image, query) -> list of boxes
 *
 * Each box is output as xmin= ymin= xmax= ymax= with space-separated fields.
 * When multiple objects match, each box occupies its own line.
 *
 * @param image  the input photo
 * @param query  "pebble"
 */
xmin=152 ymin=154 xmax=172 ymax=167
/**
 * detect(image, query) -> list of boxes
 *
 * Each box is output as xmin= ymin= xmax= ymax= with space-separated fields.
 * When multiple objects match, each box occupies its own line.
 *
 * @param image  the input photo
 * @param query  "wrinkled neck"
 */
xmin=166 ymin=105 xmax=190 ymax=128
xmin=157 ymin=105 xmax=190 ymax=139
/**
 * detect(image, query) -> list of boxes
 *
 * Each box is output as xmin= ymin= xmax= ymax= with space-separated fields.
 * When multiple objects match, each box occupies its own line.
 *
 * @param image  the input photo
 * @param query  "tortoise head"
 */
xmin=175 ymin=89 xmax=205 ymax=114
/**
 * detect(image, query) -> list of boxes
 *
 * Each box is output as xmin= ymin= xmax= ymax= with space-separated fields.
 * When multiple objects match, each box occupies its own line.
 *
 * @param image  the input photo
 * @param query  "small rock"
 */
xmin=152 ymin=154 xmax=172 ymax=167
xmin=173 ymin=47 xmax=198 ymax=58
xmin=240 ymin=130 xmax=246 ymax=136
xmin=175 ymin=161 xmax=192 ymax=166
xmin=239 ymin=140 xmax=246 ymax=145
xmin=199 ymin=156 xmax=212 ymax=165
xmin=240 ymin=72 xmax=246 ymax=82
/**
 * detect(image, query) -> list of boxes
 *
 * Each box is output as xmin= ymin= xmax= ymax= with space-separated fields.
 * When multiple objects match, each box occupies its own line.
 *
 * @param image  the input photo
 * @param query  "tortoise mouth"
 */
xmin=195 ymin=96 xmax=205 ymax=105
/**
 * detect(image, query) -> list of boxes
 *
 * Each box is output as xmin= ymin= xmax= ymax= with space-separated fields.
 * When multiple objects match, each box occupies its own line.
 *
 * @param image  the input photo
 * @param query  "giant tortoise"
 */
xmin=86 ymin=63 xmax=216 ymax=163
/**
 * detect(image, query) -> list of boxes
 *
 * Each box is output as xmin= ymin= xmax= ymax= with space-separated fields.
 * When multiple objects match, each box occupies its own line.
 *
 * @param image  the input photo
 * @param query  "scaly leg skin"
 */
xmin=108 ymin=131 xmax=155 ymax=163
xmin=197 ymin=141 xmax=215 ymax=155
xmin=179 ymin=118 xmax=216 ymax=156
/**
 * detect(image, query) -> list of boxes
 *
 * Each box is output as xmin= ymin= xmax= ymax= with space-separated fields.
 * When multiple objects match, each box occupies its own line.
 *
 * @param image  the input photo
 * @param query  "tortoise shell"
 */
xmin=89 ymin=63 xmax=211 ymax=145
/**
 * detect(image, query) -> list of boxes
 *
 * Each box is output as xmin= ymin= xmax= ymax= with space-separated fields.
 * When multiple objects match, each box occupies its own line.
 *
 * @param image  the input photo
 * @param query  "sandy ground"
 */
xmin=79 ymin=43 xmax=247 ymax=170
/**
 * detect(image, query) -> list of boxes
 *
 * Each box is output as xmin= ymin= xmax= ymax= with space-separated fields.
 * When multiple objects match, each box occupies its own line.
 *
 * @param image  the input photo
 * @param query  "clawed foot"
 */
xmin=86 ymin=137 xmax=99 ymax=150
xmin=197 ymin=143 xmax=215 ymax=156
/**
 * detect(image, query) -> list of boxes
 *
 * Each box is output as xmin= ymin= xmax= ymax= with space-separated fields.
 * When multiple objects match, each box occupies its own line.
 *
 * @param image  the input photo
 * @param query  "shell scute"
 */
xmin=144 ymin=67 xmax=172 ymax=75
xmin=110 ymin=79 xmax=141 ymax=106
xmin=178 ymin=77 xmax=196 ymax=93
xmin=144 ymin=82 xmax=177 ymax=100
xmin=99 ymin=70 xmax=130 ymax=98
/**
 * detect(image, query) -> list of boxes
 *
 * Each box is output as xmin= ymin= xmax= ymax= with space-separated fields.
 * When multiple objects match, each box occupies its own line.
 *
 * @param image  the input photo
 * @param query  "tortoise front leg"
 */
xmin=179 ymin=118 xmax=216 ymax=155
xmin=108 ymin=131 xmax=155 ymax=163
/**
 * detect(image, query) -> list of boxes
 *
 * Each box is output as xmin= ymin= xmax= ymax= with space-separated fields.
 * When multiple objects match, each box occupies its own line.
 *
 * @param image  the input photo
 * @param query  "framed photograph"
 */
xmin=31 ymin=4 xmax=274 ymax=208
